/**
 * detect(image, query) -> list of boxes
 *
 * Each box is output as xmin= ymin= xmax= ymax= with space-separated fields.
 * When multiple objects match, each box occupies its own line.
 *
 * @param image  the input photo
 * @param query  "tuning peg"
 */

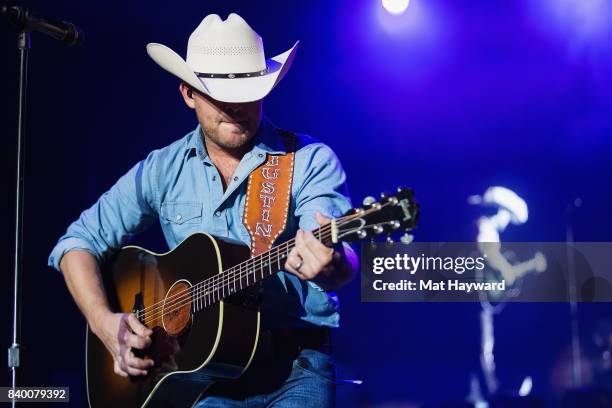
xmin=362 ymin=196 xmax=376 ymax=206
xmin=400 ymin=233 xmax=414 ymax=244
xmin=357 ymin=230 xmax=367 ymax=239
xmin=386 ymin=234 xmax=394 ymax=244
xmin=391 ymin=220 xmax=401 ymax=229
xmin=372 ymin=225 xmax=384 ymax=234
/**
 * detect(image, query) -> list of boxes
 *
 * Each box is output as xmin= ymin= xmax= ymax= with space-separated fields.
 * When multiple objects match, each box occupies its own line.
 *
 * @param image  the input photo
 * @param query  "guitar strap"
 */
xmin=243 ymin=129 xmax=296 ymax=257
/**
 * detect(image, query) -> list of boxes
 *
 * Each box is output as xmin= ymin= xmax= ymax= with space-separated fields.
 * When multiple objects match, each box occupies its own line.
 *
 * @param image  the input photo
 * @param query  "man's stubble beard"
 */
xmin=201 ymin=123 xmax=255 ymax=151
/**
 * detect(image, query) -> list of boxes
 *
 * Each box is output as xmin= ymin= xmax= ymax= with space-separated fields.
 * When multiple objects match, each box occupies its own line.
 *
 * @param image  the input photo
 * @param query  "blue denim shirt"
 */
xmin=48 ymin=119 xmax=352 ymax=329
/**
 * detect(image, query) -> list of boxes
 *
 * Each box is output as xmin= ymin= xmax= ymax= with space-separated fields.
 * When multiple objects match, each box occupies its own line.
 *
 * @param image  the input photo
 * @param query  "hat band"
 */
xmin=196 ymin=67 xmax=268 ymax=79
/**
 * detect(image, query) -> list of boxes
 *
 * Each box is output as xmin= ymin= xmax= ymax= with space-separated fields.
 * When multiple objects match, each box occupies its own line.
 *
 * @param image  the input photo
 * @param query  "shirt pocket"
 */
xmin=161 ymin=201 xmax=203 ymax=225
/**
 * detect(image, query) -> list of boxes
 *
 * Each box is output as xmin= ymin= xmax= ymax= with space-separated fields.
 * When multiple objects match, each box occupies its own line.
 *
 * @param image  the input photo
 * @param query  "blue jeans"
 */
xmin=195 ymin=331 xmax=336 ymax=407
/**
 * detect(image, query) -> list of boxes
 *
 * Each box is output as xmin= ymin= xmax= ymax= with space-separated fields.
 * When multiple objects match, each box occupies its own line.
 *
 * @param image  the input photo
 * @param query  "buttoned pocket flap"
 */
xmin=161 ymin=202 xmax=202 ymax=225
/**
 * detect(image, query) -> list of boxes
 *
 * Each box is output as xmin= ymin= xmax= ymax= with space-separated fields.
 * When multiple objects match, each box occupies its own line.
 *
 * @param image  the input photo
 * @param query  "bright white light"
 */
xmin=519 ymin=376 xmax=533 ymax=397
xmin=382 ymin=0 xmax=410 ymax=15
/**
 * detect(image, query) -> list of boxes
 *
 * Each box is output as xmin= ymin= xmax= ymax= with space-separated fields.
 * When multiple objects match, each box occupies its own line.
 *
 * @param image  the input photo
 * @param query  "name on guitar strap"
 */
xmin=243 ymin=132 xmax=295 ymax=257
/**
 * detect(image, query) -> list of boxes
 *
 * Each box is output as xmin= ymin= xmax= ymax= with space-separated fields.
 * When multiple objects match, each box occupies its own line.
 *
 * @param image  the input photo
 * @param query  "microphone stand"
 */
xmin=7 ymin=28 xmax=30 ymax=408
xmin=2 ymin=7 xmax=83 ymax=404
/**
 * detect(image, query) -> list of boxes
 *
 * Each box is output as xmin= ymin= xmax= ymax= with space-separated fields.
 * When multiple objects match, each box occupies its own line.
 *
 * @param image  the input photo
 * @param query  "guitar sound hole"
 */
xmin=161 ymin=281 xmax=192 ymax=336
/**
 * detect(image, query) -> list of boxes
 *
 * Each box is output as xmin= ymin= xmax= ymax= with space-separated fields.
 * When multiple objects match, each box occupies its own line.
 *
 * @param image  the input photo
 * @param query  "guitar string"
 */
xmin=138 ymin=203 xmax=395 ymax=325
xmin=140 ymin=225 xmax=334 ymax=326
xmin=139 ymin=223 xmax=337 ymax=326
xmin=138 ymin=204 xmax=394 ymax=326
xmin=137 ymin=222 xmax=335 ymax=323
xmin=134 ymin=209 xmax=368 ymax=320
xmin=134 ymin=220 xmax=336 ymax=320
xmin=141 ymin=216 xmax=401 ymax=327
xmin=138 ymin=203 xmax=394 ymax=326
xmin=137 ymin=202 xmax=390 ymax=323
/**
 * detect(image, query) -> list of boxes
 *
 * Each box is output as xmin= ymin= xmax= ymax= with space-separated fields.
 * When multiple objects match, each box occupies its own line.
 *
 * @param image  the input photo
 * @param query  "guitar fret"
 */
xmin=191 ymin=287 xmax=195 ymax=313
xmin=233 ymin=265 xmax=237 ymax=294
xmin=268 ymin=250 xmax=272 ymax=276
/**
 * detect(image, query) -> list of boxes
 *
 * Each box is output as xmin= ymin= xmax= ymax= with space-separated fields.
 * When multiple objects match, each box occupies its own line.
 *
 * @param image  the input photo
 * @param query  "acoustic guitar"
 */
xmin=86 ymin=187 xmax=419 ymax=407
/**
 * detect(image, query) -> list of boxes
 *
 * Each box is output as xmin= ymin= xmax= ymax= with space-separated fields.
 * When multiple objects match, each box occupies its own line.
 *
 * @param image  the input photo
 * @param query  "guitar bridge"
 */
xmin=133 ymin=292 xmax=144 ymax=323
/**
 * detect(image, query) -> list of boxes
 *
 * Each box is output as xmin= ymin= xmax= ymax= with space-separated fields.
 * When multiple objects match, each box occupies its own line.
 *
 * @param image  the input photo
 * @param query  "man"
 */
xmin=48 ymin=13 xmax=358 ymax=407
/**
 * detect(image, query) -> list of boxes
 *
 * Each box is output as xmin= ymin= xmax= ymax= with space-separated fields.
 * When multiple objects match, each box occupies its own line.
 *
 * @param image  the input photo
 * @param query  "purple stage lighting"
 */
xmin=382 ymin=0 xmax=410 ymax=15
xmin=529 ymin=0 xmax=612 ymax=60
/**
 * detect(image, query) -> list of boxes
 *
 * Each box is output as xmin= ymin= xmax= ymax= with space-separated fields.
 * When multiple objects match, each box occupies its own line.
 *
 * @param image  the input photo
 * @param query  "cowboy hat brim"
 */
xmin=146 ymin=41 xmax=299 ymax=103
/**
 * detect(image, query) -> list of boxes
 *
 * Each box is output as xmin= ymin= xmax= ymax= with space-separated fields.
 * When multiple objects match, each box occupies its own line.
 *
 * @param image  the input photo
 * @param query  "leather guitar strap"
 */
xmin=243 ymin=129 xmax=296 ymax=257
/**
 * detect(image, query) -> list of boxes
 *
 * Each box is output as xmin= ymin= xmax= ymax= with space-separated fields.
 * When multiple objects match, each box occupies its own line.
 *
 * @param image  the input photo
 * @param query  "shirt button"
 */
xmin=212 ymin=175 xmax=216 ymax=181
xmin=258 ymin=153 xmax=264 ymax=158
xmin=233 ymin=176 xmax=239 ymax=181
xmin=175 ymin=214 xmax=182 ymax=222
xmin=214 ymin=211 xmax=221 ymax=217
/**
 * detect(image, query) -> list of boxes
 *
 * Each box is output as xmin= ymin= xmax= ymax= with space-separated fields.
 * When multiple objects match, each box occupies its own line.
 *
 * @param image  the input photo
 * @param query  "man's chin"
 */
xmin=220 ymin=121 xmax=248 ymax=133
xmin=217 ymin=128 xmax=253 ymax=149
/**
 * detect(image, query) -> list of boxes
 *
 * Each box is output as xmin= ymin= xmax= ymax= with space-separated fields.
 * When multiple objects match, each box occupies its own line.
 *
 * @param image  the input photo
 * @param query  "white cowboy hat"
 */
xmin=146 ymin=13 xmax=299 ymax=103
xmin=468 ymin=186 xmax=528 ymax=224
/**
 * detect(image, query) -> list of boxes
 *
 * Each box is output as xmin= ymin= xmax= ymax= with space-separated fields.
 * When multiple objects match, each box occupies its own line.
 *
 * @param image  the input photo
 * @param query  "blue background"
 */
xmin=1 ymin=0 xmax=611 ymax=406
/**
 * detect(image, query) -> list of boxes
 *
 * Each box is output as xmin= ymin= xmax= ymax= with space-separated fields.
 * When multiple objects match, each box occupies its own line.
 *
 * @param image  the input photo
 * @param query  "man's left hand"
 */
xmin=285 ymin=211 xmax=350 ymax=290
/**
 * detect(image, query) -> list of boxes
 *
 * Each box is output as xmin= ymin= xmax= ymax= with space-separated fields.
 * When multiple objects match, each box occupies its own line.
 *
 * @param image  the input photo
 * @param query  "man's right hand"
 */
xmin=93 ymin=312 xmax=154 ymax=377
xmin=59 ymin=251 xmax=155 ymax=377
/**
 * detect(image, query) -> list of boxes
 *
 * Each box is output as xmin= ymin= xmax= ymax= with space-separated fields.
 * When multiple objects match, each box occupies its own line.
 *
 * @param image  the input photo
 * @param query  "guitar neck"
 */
xmin=189 ymin=188 xmax=418 ymax=311
xmin=191 ymin=223 xmax=335 ymax=309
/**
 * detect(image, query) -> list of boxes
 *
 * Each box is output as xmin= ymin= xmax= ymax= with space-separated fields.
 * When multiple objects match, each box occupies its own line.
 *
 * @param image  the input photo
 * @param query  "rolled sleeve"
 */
xmin=293 ymin=143 xmax=352 ymax=231
xmin=48 ymin=152 xmax=158 ymax=271
xmin=290 ymin=143 xmax=352 ymax=327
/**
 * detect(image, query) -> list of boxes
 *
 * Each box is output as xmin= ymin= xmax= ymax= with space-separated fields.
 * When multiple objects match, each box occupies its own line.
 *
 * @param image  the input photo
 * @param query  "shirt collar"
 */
xmin=185 ymin=117 xmax=287 ymax=162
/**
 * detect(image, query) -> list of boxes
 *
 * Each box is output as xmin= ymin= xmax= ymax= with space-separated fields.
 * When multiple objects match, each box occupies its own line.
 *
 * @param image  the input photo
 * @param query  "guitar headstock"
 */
xmin=335 ymin=186 xmax=419 ymax=244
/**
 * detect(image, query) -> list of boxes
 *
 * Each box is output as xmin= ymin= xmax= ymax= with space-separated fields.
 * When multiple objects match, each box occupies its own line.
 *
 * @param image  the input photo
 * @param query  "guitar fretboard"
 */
xmin=188 ymin=223 xmax=335 ymax=312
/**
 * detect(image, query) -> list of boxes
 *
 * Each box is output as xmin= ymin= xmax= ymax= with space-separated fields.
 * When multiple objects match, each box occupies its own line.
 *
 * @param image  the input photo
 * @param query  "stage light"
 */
xmin=382 ymin=0 xmax=410 ymax=15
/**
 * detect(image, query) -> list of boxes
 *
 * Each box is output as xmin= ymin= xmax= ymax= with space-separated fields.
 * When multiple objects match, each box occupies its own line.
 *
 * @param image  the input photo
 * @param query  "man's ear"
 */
xmin=179 ymin=82 xmax=196 ymax=109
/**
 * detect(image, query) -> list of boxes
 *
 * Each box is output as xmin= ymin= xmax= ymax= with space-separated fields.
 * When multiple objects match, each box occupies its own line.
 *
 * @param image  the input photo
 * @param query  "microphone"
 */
xmin=1 ymin=5 xmax=84 ymax=47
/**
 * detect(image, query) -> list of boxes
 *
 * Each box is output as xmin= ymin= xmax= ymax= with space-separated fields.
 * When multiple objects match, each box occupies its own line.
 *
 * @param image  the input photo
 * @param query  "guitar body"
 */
xmin=86 ymin=233 xmax=259 ymax=408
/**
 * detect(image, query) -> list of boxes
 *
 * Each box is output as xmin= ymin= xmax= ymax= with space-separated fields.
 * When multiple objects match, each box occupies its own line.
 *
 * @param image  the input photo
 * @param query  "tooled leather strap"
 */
xmin=243 ymin=130 xmax=296 ymax=256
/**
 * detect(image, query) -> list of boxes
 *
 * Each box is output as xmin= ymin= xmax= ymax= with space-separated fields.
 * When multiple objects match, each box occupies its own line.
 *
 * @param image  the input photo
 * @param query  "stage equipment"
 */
xmin=1 ymin=5 xmax=84 ymax=407
xmin=382 ymin=0 xmax=410 ymax=15
xmin=1 ymin=6 xmax=84 ymax=46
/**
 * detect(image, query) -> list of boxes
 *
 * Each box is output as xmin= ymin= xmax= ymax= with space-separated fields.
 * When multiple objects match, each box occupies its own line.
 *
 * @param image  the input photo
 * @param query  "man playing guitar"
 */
xmin=49 ymin=13 xmax=358 ymax=407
